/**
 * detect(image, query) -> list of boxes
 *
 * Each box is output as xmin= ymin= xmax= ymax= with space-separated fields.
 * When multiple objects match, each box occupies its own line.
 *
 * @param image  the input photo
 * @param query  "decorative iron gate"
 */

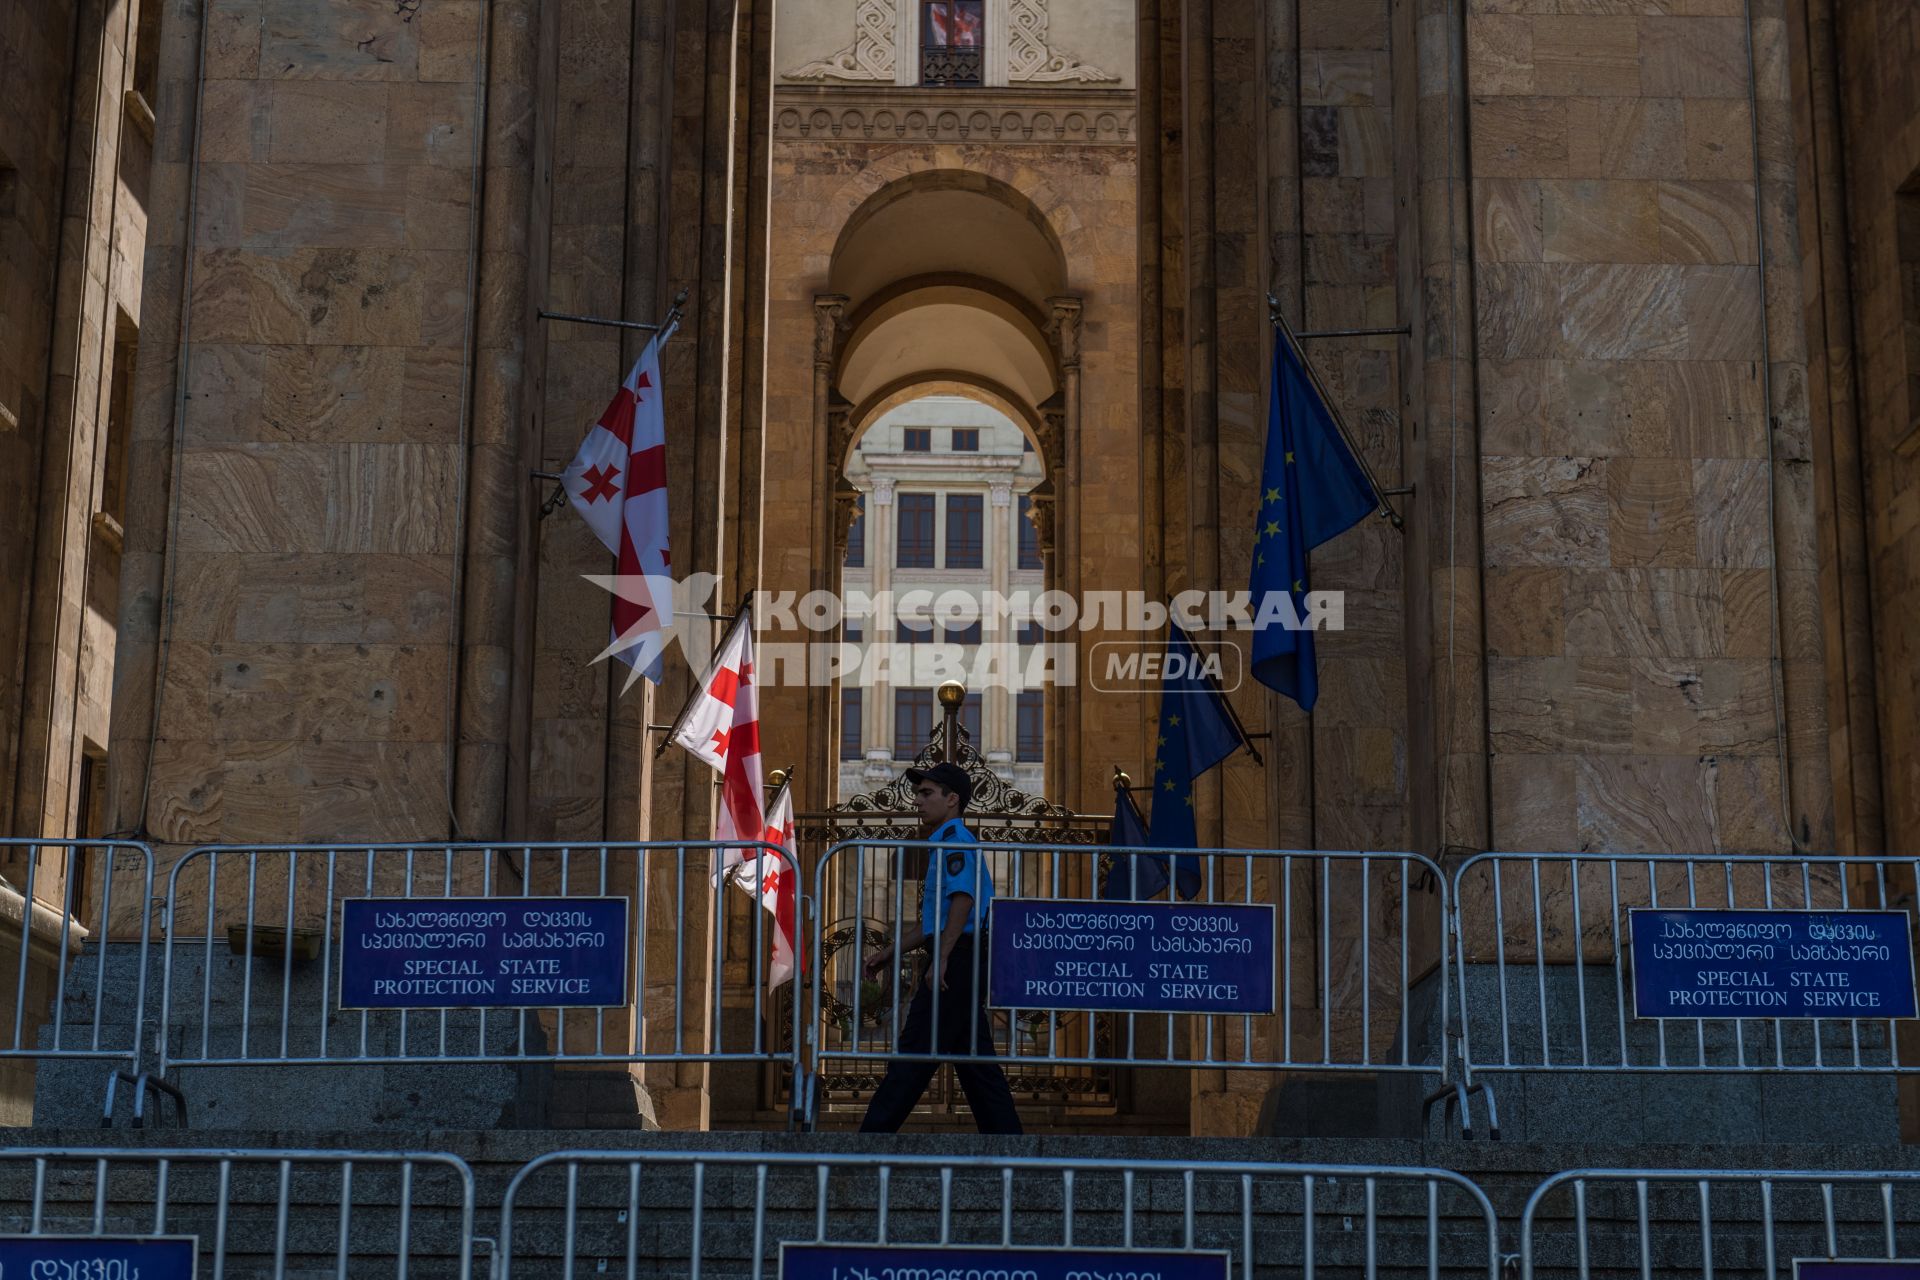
xmin=783 ymin=685 xmax=1115 ymax=1122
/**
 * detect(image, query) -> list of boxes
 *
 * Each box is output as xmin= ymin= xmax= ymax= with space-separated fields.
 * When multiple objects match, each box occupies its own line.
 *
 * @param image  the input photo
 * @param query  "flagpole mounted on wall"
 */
xmin=1266 ymin=293 xmax=1406 ymax=532
xmin=533 ymin=289 xmax=694 ymax=517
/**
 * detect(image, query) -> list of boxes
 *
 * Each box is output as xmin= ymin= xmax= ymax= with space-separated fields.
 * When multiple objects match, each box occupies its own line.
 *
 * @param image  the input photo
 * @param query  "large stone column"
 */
xmin=1045 ymin=297 xmax=1083 ymax=807
xmin=806 ymin=295 xmax=847 ymax=811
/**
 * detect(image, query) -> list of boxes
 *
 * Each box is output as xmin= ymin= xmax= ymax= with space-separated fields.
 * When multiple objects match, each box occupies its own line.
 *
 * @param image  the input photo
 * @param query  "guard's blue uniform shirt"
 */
xmin=921 ymin=818 xmax=991 ymax=938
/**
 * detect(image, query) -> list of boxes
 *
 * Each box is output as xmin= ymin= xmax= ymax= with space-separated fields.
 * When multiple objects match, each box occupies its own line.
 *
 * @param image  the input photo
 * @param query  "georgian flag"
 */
xmin=563 ymin=323 xmax=677 ymax=683
xmin=723 ymin=778 xmax=799 ymax=989
xmin=670 ymin=611 xmax=764 ymax=846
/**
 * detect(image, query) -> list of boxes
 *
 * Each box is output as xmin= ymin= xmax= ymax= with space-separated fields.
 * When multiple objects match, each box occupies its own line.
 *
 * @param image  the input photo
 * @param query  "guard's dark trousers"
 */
xmin=858 ymin=935 xmax=1024 ymax=1134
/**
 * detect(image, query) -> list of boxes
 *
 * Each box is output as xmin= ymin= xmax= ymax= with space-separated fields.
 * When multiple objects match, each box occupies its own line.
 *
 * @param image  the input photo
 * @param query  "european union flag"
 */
xmin=1250 ymin=329 xmax=1377 ymax=711
xmin=1117 ymin=625 xmax=1248 ymax=901
xmin=1099 ymin=784 xmax=1160 ymax=900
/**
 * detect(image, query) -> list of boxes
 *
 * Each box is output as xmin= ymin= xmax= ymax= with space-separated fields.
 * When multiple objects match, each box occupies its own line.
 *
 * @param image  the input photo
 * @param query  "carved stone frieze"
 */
xmin=774 ymin=87 xmax=1135 ymax=145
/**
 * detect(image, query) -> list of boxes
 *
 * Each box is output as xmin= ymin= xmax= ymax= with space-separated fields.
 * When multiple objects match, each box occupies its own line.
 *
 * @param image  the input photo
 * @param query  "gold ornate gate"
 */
xmin=783 ymin=681 xmax=1117 ymax=1125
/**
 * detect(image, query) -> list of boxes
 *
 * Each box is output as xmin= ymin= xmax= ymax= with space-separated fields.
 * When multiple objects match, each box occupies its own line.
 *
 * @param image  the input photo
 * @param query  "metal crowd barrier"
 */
xmin=1452 ymin=853 xmax=1920 ymax=1074
xmin=151 ymin=841 xmax=799 ymax=1082
xmin=0 ymin=837 xmax=152 ymax=1080
xmin=0 ymin=1147 xmax=476 ymax=1277
xmin=801 ymin=840 xmax=1451 ymax=1127
xmin=497 ymin=1150 xmax=1500 ymax=1279
xmin=1520 ymin=1169 xmax=1920 ymax=1280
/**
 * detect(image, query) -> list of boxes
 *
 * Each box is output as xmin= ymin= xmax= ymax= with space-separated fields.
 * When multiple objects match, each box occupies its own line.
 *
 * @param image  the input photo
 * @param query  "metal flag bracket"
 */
xmin=1266 ymin=292 xmax=1407 ymax=532
xmin=532 ymin=288 xmax=692 ymax=518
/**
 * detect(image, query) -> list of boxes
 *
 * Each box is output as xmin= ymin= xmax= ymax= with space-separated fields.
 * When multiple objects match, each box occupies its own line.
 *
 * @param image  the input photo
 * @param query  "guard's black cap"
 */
xmin=905 ymin=761 xmax=973 ymax=811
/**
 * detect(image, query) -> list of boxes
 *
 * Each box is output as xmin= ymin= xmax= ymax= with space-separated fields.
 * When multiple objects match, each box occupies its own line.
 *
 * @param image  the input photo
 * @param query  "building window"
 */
xmin=897 ymin=493 xmax=936 ymax=568
xmin=1018 ymin=495 xmax=1043 ymax=570
xmin=903 ymin=427 xmax=932 ymax=453
xmin=844 ymin=494 xmax=866 ymax=568
xmin=1017 ymin=691 xmax=1045 ymax=761
xmin=841 ymin=689 xmax=864 ymax=760
xmin=845 ymin=620 xmax=863 ymax=644
xmin=951 ymin=428 xmax=979 ymax=452
xmin=944 ymin=620 xmax=981 ymax=646
xmin=945 ymin=494 xmax=983 ymax=569
xmin=1023 ymin=436 xmax=1033 ymax=454
xmin=1017 ymin=621 xmax=1043 ymax=646
xmin=960 ymin=692 xmax=982 ymax=743
xmin=922 ymin=0 xmax=983 ymax=86
xmin=896 ymin=617 xmax=933 ymax=644
xmin=895 ymin=688 xmax=935 ymax=757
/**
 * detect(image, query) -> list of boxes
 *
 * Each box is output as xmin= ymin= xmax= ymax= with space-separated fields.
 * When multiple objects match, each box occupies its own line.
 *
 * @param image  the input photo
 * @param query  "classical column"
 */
xmin=867 ymin=474 xmax=897 ymax=769
xmin=806 ymin=296 xmax=847 ymax=811
xmin=1045 ymin=297 xmax=1083 ymax=806
xmin=985 ymin=479 xmax=1015 ymax=770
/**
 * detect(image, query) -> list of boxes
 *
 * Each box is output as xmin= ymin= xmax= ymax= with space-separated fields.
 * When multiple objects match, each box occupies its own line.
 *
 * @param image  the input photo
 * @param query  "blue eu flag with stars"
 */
xmin=1102 ymin=625 xmax=1247 ymax=901
xmin=1250 ymin=329 xmax=1377 ymax=711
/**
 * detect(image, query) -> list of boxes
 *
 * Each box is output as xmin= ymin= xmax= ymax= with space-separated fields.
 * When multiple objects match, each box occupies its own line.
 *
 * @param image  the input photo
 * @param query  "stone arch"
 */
xmin=825 ymin=164 xmax=1082 ymax=306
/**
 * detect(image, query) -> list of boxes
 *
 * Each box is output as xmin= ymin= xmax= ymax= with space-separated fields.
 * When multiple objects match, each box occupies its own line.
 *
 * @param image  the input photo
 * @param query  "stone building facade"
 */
xmin=3 ymin=0 xmax=1920 ymax=1135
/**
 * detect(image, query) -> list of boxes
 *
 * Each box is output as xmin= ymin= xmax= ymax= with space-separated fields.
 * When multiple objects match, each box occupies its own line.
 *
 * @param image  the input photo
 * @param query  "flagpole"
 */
xmin=535 ymin=291 xmax=691 ymax=516
xmin=1266 ymin=294 xmax=1406 ymax=532
xmin=655 ymin=602 xmax=753 ymax=759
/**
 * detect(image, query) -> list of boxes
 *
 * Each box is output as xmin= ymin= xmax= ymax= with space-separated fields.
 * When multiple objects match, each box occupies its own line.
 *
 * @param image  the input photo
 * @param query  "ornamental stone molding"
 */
xmin=774 ymin=86 xmax=1135 ymax=145
xmin=1004 ymin=0 xmax=1115 ymax=82
xmin=784 ymin=0 xmax=899 ymax=81
xmin=781 ymin=0 xmax=1119 ymax=87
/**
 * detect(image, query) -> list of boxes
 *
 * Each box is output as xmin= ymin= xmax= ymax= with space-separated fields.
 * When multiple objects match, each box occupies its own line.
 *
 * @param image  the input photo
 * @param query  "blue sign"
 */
xmin=781 ymin=1244 xmax=1231 ymax=1280
xmin=987 ymin=898 xmax=1275 ymax=1016
xmin=1796 ymin=1262 xmax=1920 ymax=1280
xmin=1630 ymin=909 xmax=1918 ymax=1020
xmin=339 ymin=897 xmax=629 ymax=1010
xmin=0 ymin=1235 xmax=197 ymax=1279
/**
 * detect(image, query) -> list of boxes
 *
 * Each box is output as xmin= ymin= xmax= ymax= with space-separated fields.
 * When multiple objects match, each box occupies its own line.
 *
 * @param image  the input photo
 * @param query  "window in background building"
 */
xmin=943 ymin=620 xmax=982 ymax=646
xmin=1017 ymin=621 xmax=1043 ymax=646
xmin=945 ymin=494 xmax=983 ymax=569
xmin=1016 ymin=691 xmax=1044 ymax=761
xmin=841 ymin=689 xmax=864 ymax=759
xmin=961 ymin=693 xmax=982 ymax=743
xmin=844 ymin=494 xmax=866 ymax=567
xmin=894 ymin=688 xmax=935 ymax=756
xmin=922 ymin=0 xmax=983 ymax=86
xmin=896 ymin=617 xmax=934 ymax=644
xmin=951 ymin=428 xmax=979 ymax=452
xmin=897 ymin=493 xmax=935 ymax=567
xmin=845 ymin=620 xmax=863 ymax=644
xmin=1023 ymin=435 xmax=1033 ymax=453
xmin=1018 ymin=495 xmax=1043 ymax=570
xmin=903 ymin=427 xmax=932 ymax=452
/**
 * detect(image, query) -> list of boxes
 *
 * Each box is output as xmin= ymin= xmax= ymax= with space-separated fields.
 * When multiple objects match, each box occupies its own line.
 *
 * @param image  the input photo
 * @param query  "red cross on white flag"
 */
xmin=670 ymin=610 xmax=764 ymax=845
xmin=720 ymin=778 xmax=798 ymax=989
xmin=562 ymin=323 xmax=677 ymax=682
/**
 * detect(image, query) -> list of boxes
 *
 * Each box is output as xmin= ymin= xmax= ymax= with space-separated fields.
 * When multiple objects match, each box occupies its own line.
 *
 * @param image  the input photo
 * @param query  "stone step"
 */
xmin=1 ymin=1131 xmax=1913 ymax=1278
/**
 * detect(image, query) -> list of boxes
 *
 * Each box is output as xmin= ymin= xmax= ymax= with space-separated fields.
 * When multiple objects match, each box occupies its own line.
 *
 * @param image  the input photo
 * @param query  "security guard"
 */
xmin=857 ymin=761 xmax=1023 ymax=1134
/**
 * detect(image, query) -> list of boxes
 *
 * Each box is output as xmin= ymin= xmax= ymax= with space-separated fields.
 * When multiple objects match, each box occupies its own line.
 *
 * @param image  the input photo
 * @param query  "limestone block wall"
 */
xmin=1463 ymin=0 xmax=1830 ymax=861
xmin=111 ymin=0 xmax=491 ymax=854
